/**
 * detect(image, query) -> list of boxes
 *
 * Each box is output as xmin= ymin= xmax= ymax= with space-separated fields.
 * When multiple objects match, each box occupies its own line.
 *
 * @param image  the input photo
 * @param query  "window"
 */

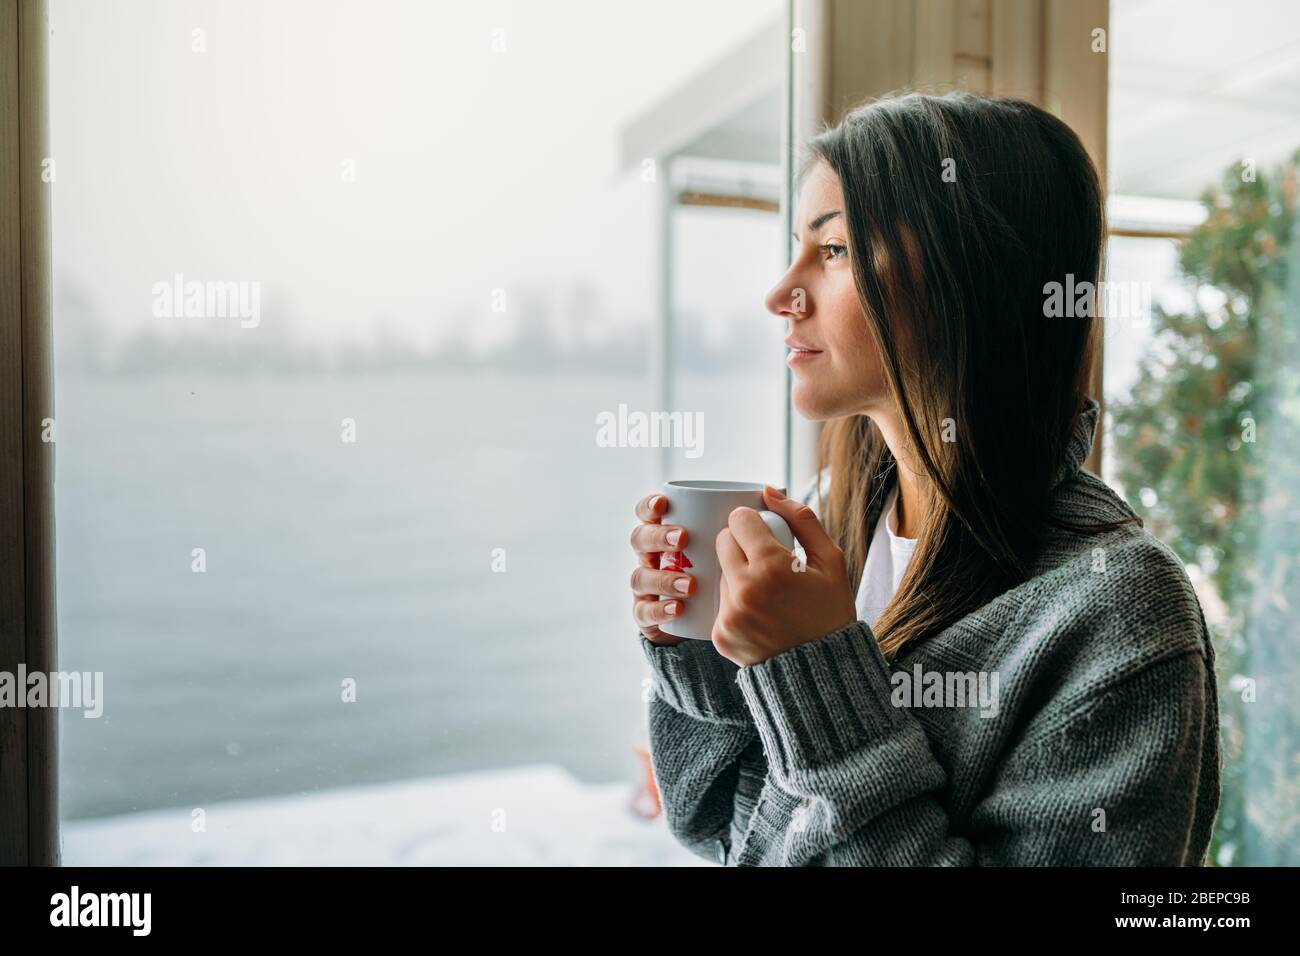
xmin=1106 ymin=0 xmax=1300 ymax=866
xmin=52 ymin=0 xmax=786 ymax=864
xmin=39 ymin=0 xmax=1290 ymax=870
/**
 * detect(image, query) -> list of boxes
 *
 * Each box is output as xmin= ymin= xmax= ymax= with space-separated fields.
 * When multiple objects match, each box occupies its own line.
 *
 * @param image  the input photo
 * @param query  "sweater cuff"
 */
xmin=639 ymin=633 xmax=751 ymax=725
xmin=734 ymin=620 xmax=912 ymax=779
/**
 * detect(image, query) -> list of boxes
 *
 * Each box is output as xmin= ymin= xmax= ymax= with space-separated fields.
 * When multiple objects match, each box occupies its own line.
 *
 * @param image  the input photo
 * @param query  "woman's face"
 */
xmin=765 ymin=159 xmax=886 ymax=421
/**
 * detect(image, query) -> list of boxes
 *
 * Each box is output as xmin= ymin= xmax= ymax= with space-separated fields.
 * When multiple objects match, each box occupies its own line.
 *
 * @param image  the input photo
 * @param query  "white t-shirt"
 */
xmin=799 ymin=469 xmax=917 ymax=630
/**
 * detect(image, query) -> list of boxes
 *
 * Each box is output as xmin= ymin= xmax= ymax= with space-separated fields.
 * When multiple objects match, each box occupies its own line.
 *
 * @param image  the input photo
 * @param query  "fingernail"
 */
xmin=664 ymin=601 xmax=679 ymax=615
xmin=766 ymin=485 xmax=785 ymax=499
xmin=673 ymin=577 xmax=690 ymax=594
xmin=665 ymin=529 xmax=682 ymax=546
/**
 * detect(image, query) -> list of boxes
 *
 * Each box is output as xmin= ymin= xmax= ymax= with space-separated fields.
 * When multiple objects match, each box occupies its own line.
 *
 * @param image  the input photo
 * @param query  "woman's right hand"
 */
xmin=630 ymin=493 xmax=695 ymax=646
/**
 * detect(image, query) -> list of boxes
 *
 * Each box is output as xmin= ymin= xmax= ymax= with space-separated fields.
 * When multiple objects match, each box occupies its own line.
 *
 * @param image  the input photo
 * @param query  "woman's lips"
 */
xmin=786 ymin=348 xmax=823 ymax=366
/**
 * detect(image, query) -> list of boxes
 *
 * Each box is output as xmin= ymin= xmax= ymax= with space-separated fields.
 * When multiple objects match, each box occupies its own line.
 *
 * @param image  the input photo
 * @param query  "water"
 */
xmin=55 ymin=369 xmax=784 ymax=820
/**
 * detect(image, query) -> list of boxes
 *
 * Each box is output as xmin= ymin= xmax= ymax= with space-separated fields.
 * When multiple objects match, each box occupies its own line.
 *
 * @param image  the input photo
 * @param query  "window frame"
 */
xmin=0 ymin=0 xmax=58 ymax=866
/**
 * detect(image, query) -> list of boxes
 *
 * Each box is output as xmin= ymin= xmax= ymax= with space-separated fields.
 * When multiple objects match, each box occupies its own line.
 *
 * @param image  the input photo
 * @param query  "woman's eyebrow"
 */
xmin=792 ymin=209 xmax=843 ymax=242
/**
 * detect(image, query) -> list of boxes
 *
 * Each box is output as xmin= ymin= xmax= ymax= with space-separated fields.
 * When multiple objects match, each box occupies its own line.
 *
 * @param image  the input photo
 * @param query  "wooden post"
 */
xmin=1044 ymin=0 xmax=1109 ymax=474
xmin=0 ymin=0 xmax=58 ymax=866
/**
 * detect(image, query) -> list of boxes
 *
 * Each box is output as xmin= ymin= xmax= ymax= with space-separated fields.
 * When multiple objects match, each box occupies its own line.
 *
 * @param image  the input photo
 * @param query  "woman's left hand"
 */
xmin=713 ymin=485 xmax=858 ymax=667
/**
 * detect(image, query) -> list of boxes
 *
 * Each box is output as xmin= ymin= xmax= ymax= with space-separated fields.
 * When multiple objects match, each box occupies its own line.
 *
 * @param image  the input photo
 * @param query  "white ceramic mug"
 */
xmin=657 ymin=480 xmax=796 ymax=641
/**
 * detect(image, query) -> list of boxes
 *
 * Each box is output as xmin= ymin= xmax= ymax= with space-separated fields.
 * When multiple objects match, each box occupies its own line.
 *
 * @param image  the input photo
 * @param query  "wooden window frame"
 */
xmin=0 ymin=0 xmax=57 ymax=866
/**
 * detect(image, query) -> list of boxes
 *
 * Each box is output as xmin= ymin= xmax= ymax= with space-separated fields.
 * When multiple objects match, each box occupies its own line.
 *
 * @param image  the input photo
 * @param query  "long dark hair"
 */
xmin=804 ymin=90 xmax=1137 ymax=659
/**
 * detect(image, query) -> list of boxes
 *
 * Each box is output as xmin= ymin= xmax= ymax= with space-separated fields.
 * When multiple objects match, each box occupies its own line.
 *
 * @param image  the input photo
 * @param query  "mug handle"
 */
xmin=757 ymin=511 xmax=795 ymax=551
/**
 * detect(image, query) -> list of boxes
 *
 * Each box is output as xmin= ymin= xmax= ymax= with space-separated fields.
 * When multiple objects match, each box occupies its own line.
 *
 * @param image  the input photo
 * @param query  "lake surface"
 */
xmin=54 ymin=369 xmax=785 ymax=820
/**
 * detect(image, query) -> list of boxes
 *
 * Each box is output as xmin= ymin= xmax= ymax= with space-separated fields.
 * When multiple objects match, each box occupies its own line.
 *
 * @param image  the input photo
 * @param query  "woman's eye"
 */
xmin=820 ymin=243 xmax=848 ymax=261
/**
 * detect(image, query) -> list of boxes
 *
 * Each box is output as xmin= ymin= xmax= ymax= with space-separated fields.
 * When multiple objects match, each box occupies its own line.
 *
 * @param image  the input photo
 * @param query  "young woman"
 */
xmin=627 ymin=91 xmax=1221 ymax=866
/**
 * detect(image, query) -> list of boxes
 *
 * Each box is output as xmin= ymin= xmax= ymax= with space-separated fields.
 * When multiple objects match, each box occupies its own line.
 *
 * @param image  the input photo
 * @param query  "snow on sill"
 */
xmin=62 ymin=764 xmax=709 ymax=867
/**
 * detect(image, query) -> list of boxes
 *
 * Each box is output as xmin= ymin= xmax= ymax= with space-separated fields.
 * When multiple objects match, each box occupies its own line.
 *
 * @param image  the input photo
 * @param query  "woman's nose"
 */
xmin=765 ymin=270 xmax=807 ymax=320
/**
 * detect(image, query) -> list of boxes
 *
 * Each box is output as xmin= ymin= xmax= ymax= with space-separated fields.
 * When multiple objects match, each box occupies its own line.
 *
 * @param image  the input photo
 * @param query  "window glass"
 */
xmin=1107 ymin=0 xmax=1300 ymax=866
xmin=52 ymin=0 xmax=786 ymax=864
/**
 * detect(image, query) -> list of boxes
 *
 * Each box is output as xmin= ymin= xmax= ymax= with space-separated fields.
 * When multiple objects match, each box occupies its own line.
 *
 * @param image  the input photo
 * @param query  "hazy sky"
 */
xmin=50 ymin=0 xmax=785 ymax=351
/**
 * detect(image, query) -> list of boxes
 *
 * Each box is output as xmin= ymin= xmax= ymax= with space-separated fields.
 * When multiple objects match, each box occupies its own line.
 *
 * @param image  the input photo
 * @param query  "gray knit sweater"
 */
xmin=641 ymin=398 xmax=1221 ymax=866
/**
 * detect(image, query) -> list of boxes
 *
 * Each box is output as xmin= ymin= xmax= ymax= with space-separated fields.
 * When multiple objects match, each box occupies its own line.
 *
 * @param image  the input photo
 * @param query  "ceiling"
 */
xmin=1110 ymin=0 xmax=1300 ymax=199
